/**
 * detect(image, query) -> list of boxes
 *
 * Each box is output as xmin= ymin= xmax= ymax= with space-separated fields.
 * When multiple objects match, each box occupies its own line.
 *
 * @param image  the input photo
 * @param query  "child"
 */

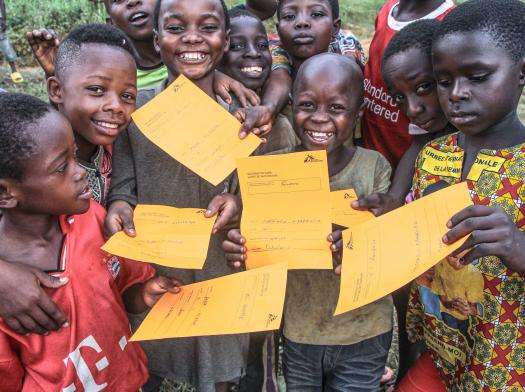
xmin=238 ymin=0 xmax=366 ymax=138
xmin=222 ymin=8 xmax=297 ymax=154
xmin=229 ymin=0 xmax=278 ymax=21
xmin=105 ymin=1 xmax=246 ymax=391
xmin=0 ymin=0 xmax=22 ymax=83
xmin=360 ymin=0 xmax=454 ymax=168
xmin=223 ymin=53 xmax=394 ymax=391
xmin=399 ymin=0 xmax=525 ymax=389
xmin=0 ymin=93 xmax=181 ymax=391
xmin=47 ymin=23 xmax=138 ymax=207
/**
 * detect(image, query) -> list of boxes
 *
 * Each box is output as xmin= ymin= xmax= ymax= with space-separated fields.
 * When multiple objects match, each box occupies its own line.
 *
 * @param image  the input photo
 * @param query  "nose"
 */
xmin=102 ymin=92 xmax=125 ymax=115
xmin=182 ymin=30 xmax=204 ymax=45
xmin=244 ymin=42 xmax=261 ymax=59
xmin=310 ymin=109 xmax=330 ymax=123
xmin=126 ymin=0 xmax=141 ymax=8
xmin=449 ymin=79 xmax=470 ymax=103
xmin=406 ymin=96 xmax=424 ymax=120
xmin=295 ymin=12 xmax=311 ymax=29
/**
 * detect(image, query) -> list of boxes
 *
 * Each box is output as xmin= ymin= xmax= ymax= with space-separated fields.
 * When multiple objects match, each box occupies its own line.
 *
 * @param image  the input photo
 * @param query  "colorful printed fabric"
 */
xmin=79 ymin=145 xmax=112 ymax=206
xmin=269 ymin=29 xmax=366 ymax=74
xmin=406 ymin=132 xmax=525 ymax=391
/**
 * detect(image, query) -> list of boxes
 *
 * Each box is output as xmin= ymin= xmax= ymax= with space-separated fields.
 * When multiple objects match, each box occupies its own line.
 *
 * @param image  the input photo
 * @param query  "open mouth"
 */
xmin=129 ymin=11 xmax=149 ymax=26
xmin=449 ymin=112 xmax=477 ymax=126
xmin=177 ymin=52 xmax=209 ymax=64
xmin=241 ymin=66 xmax=264 ymax=77
xmin=305 ymin=129 xmax=335 ymax=144
xmin=91 ymin=119 xmax=122 ymax=137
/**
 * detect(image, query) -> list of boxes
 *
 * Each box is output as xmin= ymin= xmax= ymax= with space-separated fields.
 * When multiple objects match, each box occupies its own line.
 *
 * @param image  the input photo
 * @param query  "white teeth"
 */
xmin=179 ymin=52 xmax=206 ymax=61
xmin=95 ymin=121 xmax=119 ymax=129
xmin=306 ymin=130 xmax=334 ymax=141
xmin=130 ymin=12 xmax=147 ymax=22
xmin=241 ymin=66 xmax=263 ymax=74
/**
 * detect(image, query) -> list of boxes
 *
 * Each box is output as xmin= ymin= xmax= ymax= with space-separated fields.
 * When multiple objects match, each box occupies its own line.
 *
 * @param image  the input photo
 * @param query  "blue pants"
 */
xmin=283 ymin=331 xmax=392 ymax=392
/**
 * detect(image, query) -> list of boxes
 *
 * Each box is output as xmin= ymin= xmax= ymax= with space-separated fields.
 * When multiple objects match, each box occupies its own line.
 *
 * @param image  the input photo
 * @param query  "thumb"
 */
xmin=35 ymin=271 xmax=69 ymax=289
xmin=121 ymin=213 xmax=136 ymax=237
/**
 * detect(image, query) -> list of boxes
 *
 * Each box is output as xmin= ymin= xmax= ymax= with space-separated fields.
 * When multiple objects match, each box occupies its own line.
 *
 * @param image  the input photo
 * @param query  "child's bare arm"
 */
xmin=245 ymin=0 xmax=278 ymax=20
xmin=26 ymin=28 xmax=59 ymax=78
xmin=123 ymin=275 xmax=182 ymax=314
xmin=353 ymin=134 xmax=430 ymax=216
xmin=214 ymin=71 xmax=260 ymax=108
xmin=0 ymin=259 xmax=68 ymax=335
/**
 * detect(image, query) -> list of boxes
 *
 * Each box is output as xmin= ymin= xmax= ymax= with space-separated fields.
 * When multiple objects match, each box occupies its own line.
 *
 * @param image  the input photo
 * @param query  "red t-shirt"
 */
xmin=0 ymin=201 xmax=155 ymax=392
xmin=361 ymin=0 xmax=455 ymax=167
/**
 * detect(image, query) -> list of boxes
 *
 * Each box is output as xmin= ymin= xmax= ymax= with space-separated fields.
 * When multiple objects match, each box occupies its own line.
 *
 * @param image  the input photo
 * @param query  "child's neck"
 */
xmin=0 ymin=211 xmax=63 ymax=271
xmin=74 ymin=133 xmax=98 ymax=163
xmin=131 ymin=37 xmax=163 ymax=69
xmin=461 ymin=111 xmax=525 ymax=151
xmin=327 ymin=144 xmax=356 ymax=177
xmin=169 ymin=70 xmax=216 ymax=99
xmin=394 ymin=0 xmax=446 ymax=22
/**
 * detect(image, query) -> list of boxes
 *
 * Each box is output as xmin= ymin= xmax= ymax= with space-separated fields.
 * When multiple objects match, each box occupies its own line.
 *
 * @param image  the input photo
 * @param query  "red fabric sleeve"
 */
xmin=115 ymin=258 xmax=156 ymax=294
xmin=0 ymin=331 xmax=24 ymax=392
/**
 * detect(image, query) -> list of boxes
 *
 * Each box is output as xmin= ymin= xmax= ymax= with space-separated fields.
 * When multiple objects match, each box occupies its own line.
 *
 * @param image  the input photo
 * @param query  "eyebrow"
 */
xmin=166 ymin=12 xmax=220 ymax=20
xmin=48 ymin=149 xmax=69 ymax=169
xmin=85 ymin=74 xmax=112 ymax=82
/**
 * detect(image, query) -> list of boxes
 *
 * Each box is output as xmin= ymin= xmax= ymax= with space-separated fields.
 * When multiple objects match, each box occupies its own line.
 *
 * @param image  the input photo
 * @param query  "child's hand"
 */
xmin=141 ymin=275 xmax=182 ymax=308
xmin=443 ymin=205 xmax=525 ymax=273
xmin=235 ymin=105 xmax=273 ymax=140
xmin=222 ymin=229 xmax=247 ymax=269
xmin=26 ymin=28 xmax=59 ymax=78
xmin=351 ymin=192 xmax=402 ymax=217
xmin=104 ymin=200 xmax=136 ymax=239
xmin=206 ymin=194 xmax=241 ymax=234
xmin=328 ymin=230 xmax=343 ymax=275
xmin=214 ymin=70 xmax=260 ymax=108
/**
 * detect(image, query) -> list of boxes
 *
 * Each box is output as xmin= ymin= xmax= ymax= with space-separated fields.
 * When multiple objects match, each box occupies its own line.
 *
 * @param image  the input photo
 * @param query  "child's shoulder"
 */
xmin=70 ymin=200 xmax=106 ymax=237
xmin=353 ymin=146 xmax=391 ymax=168
xmin=420 ymin=131 xmax=460 ymax=153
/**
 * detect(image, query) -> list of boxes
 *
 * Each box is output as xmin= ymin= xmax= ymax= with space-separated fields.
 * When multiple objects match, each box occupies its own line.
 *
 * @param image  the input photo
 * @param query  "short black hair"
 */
xmin=54 ymin=23 xmax=135 ymax=79
xmin=229 ymin=5 xmax=259 ymax=21
xmin=0 ymin=93 xmax=52 ymax=180
xmin=382 ymin=19 xmax=439 ymax=71
xmin=154 ymin=0 xmax=230 ymax=32
xmin=434 ymin=0 xmax=525 ymax=62
xmin=277 ymin=0 xmax=339 ymax=20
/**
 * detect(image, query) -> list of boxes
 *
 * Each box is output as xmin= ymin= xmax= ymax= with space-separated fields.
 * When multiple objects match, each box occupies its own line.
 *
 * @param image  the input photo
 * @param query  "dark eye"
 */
xmin=469 ymin=74 xmax=489 ymax=83
xmin=230 ymin=42 xmax=245 ymax=51
xmin=166 ymin=24 xmax=184 ymax=33
xmin=393 ymin=94 xmax=405 ymax=104
xmin=416 ymin=82 xmax=434 ymax=95
xmin=282 ymin=13 xmax=295 ymax=21
xmin=329 ymin=104 xmax=346 ymax=112
xmin=298 ymin=101 xmax=314 ymax=110
xmin=202 ymin=24 xmax=219 ymax=32
xmin=87 ymin=86 xmax=104 ymax=95
xmin=257 ymin=40 xmax=269 ymax=50
xmin=56 ymin=162 xmax=68 ymax=173
xmin=121 ymin=92 xmax=136 ymax=102
xmin=312 ymin=11 xmax=325 ymax=18
xmin=437 ymin=78 xmax=451 ymax=88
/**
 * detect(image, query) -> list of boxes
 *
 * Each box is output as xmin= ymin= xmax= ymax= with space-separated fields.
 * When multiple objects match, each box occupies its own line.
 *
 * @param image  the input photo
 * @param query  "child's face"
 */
xmin=383 ymin=47 xmax=449 ymax=133
xmin=277 ymin=0 xmax=339 ymax=62
xmin=222 ymin=16 xmax=272 ymax=91
xmin=433 ymin=31 xmax=525 ymax=136
xmin=50 ymin=44 xmax=137 ymax=149
xmin=155 ymin=0 xmax=229 ymax=81
xmin=9 ymin=112 xmax=91 ymax=216
xmin=293 ymin=67 xmax=360 ymax=153
xmin=105 ymin=0 xmax=157 ymax=41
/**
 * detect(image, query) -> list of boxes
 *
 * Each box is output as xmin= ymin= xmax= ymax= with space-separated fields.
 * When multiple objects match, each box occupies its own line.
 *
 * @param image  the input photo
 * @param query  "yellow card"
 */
xmin=330 ymin=189 xmax=375 ymax=228
xmin=131 ymin=75 xmax=261 ymax=186
xmin=102 ymin=204 xmax=214 ymax=269
xmin=335 ymin=182 xmax=472 ymax=315
xmin=237 ymin=150 xmax=332 ymax=270
xmin=131 ymin=263 xmax=288 ymax=340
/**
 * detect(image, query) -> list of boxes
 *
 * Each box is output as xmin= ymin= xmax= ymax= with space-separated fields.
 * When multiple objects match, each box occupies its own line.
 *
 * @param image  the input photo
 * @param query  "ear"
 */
xmin=519 ymin=56 xmax=525 ymax=88
xmin=223 ymin=29 xmax=231 ymax=55
xmin=0 ymin=180 xmax=18 ymax=209
xmin=153 ymin=30 xmax=161 ymax=55
xmin=332 ymin=18 xmax=341 ymax=39
xmin=47 ymin=76 xmax=64 ymax=106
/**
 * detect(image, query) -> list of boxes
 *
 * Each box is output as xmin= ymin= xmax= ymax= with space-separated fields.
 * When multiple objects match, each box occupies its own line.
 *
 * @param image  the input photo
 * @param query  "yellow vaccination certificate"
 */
xmin=335 ymin=182 xmax=472 ymax=315
xmin=330 ymin=189 xmax=375 ymax=228
xmin=237 ymin=150 xmax=333 ymax=270
xmin=131 ymin=263 xmax=288 ymax=340
xmin=102 ymin=204 xmax=214 ymax=269
xmin=131 ymin=75 xmax=261 ymax=186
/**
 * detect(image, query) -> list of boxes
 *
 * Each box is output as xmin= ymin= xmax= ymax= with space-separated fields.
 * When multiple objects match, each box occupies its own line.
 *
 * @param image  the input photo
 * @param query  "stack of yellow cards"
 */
xmin=102 ymin=205 xmax=215 ymax=269
xmin=131 ymin=75 xmax=261 ymax=186
xmin=335 ymin=182 xmax=472 ymax=315
xmin=237 ymin=150 xmax=333 ymax=270
xmin=131 ymin=263 xmax=288 ymax=340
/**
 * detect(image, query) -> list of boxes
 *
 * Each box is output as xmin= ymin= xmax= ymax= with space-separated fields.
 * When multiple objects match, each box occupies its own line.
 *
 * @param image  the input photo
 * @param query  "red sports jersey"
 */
xmin=0 ymin=201 xmax=155 ymax=392
xmin=361 ymin=0 xmax=455 ymax=167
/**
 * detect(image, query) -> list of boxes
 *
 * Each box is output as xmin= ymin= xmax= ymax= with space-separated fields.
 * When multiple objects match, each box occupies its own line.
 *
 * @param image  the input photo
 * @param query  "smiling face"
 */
xmin=383 ymin=47 xmax=449 ymax=133
xmin=104 ymin=0 xmax=157 ymax=41
xmin=293 ymin=56 xmax=362 ymax=153
xmin=10 ymin=111 xmax=91 ymax=216
xmin=155 ymin=0 xmax=229 ymax=81
xmin=50 ymin=43 xmax=137 ymax=152
xmin=277 ymin=0 xmax=339 ymax=63
xmin=433 ymin=31 xmax=525 ymax=136
xmin=222 ymin=16 xmax=272 ymax=91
